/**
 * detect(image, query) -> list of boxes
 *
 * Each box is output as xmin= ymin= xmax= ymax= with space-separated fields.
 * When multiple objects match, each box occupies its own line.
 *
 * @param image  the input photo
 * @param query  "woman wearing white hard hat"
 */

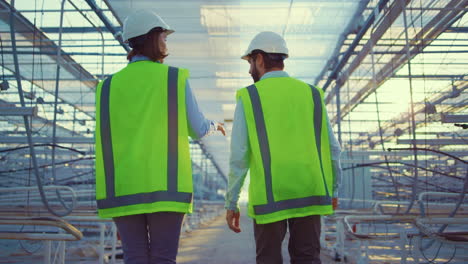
xmin=95 ymin=10 xmax=225 ymax=264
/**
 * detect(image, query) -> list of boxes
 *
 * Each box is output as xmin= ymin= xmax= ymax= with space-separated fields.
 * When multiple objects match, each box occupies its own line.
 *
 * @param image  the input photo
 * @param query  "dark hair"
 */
xmin=251 ymin=50 xmax=285 ymax=70
xmin=127 ymin=27 xmax=168 ymax=62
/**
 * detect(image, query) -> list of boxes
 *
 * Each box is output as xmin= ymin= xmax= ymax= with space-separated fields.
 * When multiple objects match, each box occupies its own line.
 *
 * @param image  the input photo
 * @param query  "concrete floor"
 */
xmin=177 ymin=209 xmax=334 ymax=264
xmin=178 ymin=211 xmax=266 ymax=264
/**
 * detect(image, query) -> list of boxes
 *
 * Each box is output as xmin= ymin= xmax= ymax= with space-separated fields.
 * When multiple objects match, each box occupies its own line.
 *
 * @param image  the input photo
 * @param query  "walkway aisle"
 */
xmin=177 ymin=209 xmax=261 ymax=264
xmin=177 ymin=208 xmax=335 ymax=264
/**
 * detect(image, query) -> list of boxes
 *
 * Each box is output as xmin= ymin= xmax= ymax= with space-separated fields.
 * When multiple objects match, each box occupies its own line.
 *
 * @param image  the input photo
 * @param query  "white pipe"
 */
xmin=0 ymin=185 xmax=77 ymax=211
xmin=399 ymin=229 xmax=408 ymax=264
xmin=373 ymin=200 xmax=468 ymax=215
xmin=0 ymin=185 xmax=76 ymax=194
xmin=0 ymin=217 xmax=82 ymax=240
xmin=336 ymin=220 xmax=346 ymax=261
xmin=59 ymin=241 xmax=66 ymax=264
xmin=417 ymin=217 xmax=468 ymax=225
xmin=99 ymin=223 xmax=105 ymax=264
xmin=44 ymin=240 xmax=51 ymax=264
xmin=0 ymin=233 xmax=78 ymax=241
xmin=0 ymin=190 xmax=90 ymax=201
xmin=344 ymin=215 xmax=416 ymax=223
xmin=414 ymin=236 xmax=423 ymax=262
xmin=372 ymin=201 xmax=412 ymax=214
xmin=415 ymin=217 xmax=468 ymax=245
xmin=111 ymin=223 xmax=117 ymax=264
xmin=418 ymin=191 xmax=466 ymax=201
xmin=52 ymin=241 xmax=59 ymax=264
xmin=320 ymin=216 xmax=325 ymax=249
xmin=342 ymin=215 xmax=416 ymax=240
xmin=64 ymin=216 xmax=113 ymax=222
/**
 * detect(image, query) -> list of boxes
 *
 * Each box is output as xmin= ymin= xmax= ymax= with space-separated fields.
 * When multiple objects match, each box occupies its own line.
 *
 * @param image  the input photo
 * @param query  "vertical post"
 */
xmin=363 ymin=240 xmax=369 ymax=264
xmin=59 ymin=241 xmax=66 ymax=264
xmin=336 ymin=87 xmax=342 ymax=145
xmin=111 ymin=222 xmax=117 ymax=264
xmin=44 ymin=240 xmax=52 ymax=264
xmin=51 ymin=0 xmax=66 ymax=183
xmin=400 ymin=0 xmax=419 ymax=214
xmin=203 ymin=156 xmax=208 ymax=189
xmin=320 ymin=216 xmax=326 ymax=249
xmin=399 ymin=230 xmax=408 ymax=264
xmin=414 ymin=236 xmax=423 ymax=263
xmin=8 ymin=0 xmax=42 ymax=214
xmin=99 ymin=223 xmax=105 ymax=264
xmin=356 ymin=224 xmax=368 ymax=264
xmin=336 ymin=220 xmax=345 ymax=261
xmin=357 ymin=240 xmax=364 ymax=264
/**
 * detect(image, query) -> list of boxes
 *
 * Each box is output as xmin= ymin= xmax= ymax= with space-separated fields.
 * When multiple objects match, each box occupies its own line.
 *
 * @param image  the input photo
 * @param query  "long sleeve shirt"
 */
xmin=225 ymin=71 xmax=342 ymax=211
xmin=129 ymin=55 xmax=216 ymax=139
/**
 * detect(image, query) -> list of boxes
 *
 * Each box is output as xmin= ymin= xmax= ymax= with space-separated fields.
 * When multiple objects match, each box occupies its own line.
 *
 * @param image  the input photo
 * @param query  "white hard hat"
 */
xmin=241 ymin=31 xmax=289 ymax=60
xmin=122 ymin=10 xmax=174 ymax=42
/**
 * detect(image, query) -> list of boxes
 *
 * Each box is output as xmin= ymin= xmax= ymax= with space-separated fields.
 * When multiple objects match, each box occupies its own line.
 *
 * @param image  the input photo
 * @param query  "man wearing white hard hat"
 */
xmin=95 ymin=10 xmax=225 ymax=264
xmin=225 ymin=31 xmax=342 ymax=264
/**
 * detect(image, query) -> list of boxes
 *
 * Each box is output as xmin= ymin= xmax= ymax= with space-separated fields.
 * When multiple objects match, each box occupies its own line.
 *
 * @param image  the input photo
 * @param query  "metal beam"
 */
xmin=441 ymin=114 xmax=468 ymax=123
xmin=363 ymin=82 xmax=467 ymax=147
xmin=0 ymin=8 xmax=110 ymax=12
xmin=343 ymin=150 xmax=468 ymax=157
xmin=0 ymin=99 xmax=92 ymax=138
xmin=0 ymin=2 xmax=96 ymax=86
xmin=0 ymin=106 xmax=37 ymax=116
xmin=320 ymin=0 xmax=392 ymax=91
xmin=365 ymin=7 xmax=468 ymax=11
xmin=325 ymin=0 xmax=411 ymax=102
xmin=341 ymin=159 xmax=448 ymax=164
xmin=0 ymin=50 xmax=126 ymax=56
xmin=83 ymin=0 xmax=129 ymax=53
xmin=392 ymin=74 xmax=466 ymax=79
xmin=343 ymin=38 xmax=468 ymax=44
xmin=313 ymin=0 xmax=370 ymax=85
xmin=39 ymin=26 xmax=121 ymax=34
xmin=397 ymin=139 xmax=467 ymax=145
xmin=446 ymin=26 xmax=468 ymax=33
xmin=341 ymin=50 xmax=468 ymax=55
xmin=330 ymin=0 xmax=468 ymax=122
xmin=0 ymin=0 xmax=98 ymax=129
xmin=0 ymin=136 xmax=94 ymax=144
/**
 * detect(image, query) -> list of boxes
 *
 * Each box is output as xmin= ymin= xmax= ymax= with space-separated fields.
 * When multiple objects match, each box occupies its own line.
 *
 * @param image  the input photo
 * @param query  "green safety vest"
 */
xmin=237 ymin=77 xmax=334 ymax=224
xmin=95 ymin=61 xmax=193 ymax=218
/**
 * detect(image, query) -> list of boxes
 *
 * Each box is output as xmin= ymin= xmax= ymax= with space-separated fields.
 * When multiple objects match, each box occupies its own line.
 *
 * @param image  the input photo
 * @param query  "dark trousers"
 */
xmin=113 ymin=212 xmax=185 ymax=264
xmin=253 ymin=215 xmax=321 ymax=264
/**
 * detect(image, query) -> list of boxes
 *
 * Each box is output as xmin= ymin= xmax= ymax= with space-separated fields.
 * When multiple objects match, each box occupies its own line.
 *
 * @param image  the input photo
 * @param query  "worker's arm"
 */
xmin=186 ymin=80 xmax=225 ymax=138
xmin=326 ymin=115 xmax=342 ymax=209
xmin=225 ymin=100 xmax=250 ymax=233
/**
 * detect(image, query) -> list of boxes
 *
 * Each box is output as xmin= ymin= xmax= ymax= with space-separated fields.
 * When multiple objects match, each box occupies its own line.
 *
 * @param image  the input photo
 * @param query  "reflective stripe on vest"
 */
xmin=246 ymin=84 xmax=331 ymax=216
xmin=96 ymin=67 xmax=192 ymax=209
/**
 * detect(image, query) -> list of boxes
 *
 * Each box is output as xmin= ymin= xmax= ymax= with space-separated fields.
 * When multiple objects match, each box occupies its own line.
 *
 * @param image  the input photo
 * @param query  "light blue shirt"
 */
xmin=129 ymin=55 xmax=213 ymax=139
xmin=225 ymin=71 xmax=342 ymax=211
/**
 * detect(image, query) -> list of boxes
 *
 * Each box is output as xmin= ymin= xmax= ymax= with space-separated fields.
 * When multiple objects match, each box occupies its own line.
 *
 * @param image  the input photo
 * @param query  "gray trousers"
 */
xmin=253 ymin=215 xmax=321 ymax=264
xmin=113 ymin=212 xmax=184 ymax=264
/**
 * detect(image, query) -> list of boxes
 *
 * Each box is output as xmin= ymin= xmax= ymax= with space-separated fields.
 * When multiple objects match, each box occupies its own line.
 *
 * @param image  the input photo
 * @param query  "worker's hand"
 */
xmin=332 ymin=197 xmax=338 ymax=210
xmin=226 ymin=210 xmax=241 ymax=233
xmin=217 ymin=122 xmax=226 ymax=136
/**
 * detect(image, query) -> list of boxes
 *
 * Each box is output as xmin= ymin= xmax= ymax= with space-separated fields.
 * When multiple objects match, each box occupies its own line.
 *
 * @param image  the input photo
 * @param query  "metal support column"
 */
xmin=336 ymin=88 xmax=342 ymax=145
xmin=51 ymin=0 xmax=66 ymax=185
xmin=400 ymin=0 xmax=419 ymax=214
xmin=8 ymin=0 xmax=67 ymax=217
xmin=44 ymin=240 xmax=52 ymax=264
